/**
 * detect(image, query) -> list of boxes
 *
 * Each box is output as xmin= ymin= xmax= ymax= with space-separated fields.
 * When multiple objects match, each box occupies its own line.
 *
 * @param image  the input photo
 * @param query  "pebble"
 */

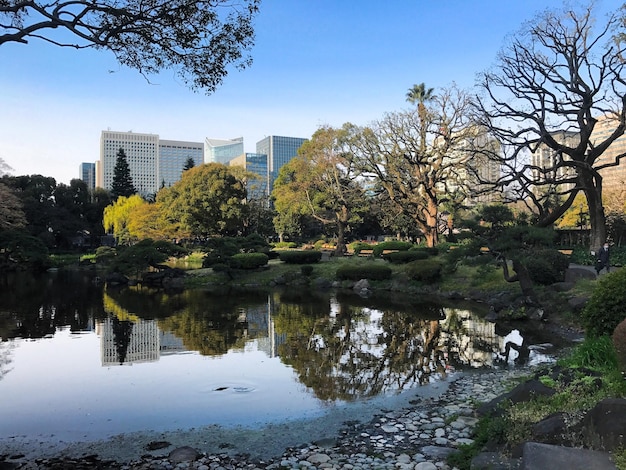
xmin=2 ymin=368 xmax=531 ymax=470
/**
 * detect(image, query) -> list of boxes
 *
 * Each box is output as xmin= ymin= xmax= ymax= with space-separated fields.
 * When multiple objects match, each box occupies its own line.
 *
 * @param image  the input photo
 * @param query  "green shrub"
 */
xmin=202 ymin=253 xmax=232 ymax=268
xmin=612 ymin=318 xmax=626 ymax=374
xmin=273 ymin=241 xmax=298 ymax=249
xmin=568 ymin=246 xmax=595 ymax=266
xmin=405 ymin=259 xmax=443 ymax=283
xmin=278 ymin=250 xmax=323 ymax=264
xmin=301 ymin=265 xmax=314 ymax=276
xmin=230 ymin=253 xmax=269 ymax=269
xmin=523 ymin=249 xmax=569 ymax=285
xmin=372 ymin=241 xmax=413 ymax=257
xmin=581 ymin=268 xmax=626 ymax=337
xmin=349 ymin=242 xmax=373 ymax=254
xmin=95 ymin=246 xmax=116 ymax=264
xmin=336 ymin=263 xmax=392 ymax=281
xmin=383 ymin=250 xmax=429 ymax=264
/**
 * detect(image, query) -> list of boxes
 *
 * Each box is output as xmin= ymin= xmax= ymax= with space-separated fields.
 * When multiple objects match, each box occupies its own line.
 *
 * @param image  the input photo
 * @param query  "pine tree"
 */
xmin=111 ymin=148 xmax=136 ymax=199
xmin=183 ymin=157 xmax=196 ymax=172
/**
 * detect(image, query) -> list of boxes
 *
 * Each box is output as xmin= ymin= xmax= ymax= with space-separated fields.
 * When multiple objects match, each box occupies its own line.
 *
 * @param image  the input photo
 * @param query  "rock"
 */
xmin=565 ymin=267 xmax=596 ymax=282
xmin=307 ymin=453 xmax=331 ymax=464
xmin=477 ymin=379 xmax=556 ymax=417
xmin=415 ymin=462 xmax=437 ymax=470
xmin=567 ymin=296 xmax=588 ymax=312
xmin=420 ymin=446 xmax=457 ymax=459
xmin=313 ymin=278 xmax=332 ymax=289
xmin=581 ymin=398 xmax=626 ymax=451
xmin=531 ymin=412 xmax=567 ymax=444
xmin=470 ymin=451 xmax=520 ymax=470
xmin=168 ymin=446 xmax=200 ymax=463
xmin=520 ymin=442 xmax=616 ymax=470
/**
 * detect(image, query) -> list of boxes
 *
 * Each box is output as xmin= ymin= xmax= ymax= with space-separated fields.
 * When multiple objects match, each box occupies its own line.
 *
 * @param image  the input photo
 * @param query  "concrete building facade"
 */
xmin=158 ymin=139 xmax=204 ymax=188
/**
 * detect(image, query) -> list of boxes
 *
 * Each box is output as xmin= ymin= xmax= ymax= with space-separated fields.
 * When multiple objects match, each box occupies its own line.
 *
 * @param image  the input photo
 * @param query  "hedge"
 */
xmin=581 ymin=268 xmax=626 ymax=337
xmin=405 ymin=259 xmax=443 ymax=283
xmin=383 ymin=250 xmax=429 ymax=264
xmin=372 ymin=241 xmax=413 ymax=257
xmin=336 ymin=263 xmax=392 ymax=281
xmin=230 ymin=253 xmax=269 ymax=270
xmin=278 ymin=250 xmax=323 ymax=264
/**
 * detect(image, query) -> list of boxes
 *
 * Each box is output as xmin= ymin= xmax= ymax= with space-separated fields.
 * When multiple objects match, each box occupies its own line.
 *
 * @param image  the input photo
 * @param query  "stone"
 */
xmin=567 ymin=296 xmax=588 ymax=312
xmin=477 ymin=379 xmax=556 ymax=417
xmin=520 ymin=442 xmax=616 ymax=470
xmin=581 ymin=398 xmax=626 ymax=451
xmin=470 ymin=452 xmax=520 ymax=470
xmin=531 ymin=412 xmax=567 ymax=444
xmin=307 ymin=453 xmax=331 ymax=464
xmin=415 ymin=463 xmax=437 ymax=470
xmin=420 ymin=446 xmax=457 ymax=459
xmin=168 ymin=446 xmax=199 ymax=463
xmin=565 ymin=267 xmax=596 ymax=282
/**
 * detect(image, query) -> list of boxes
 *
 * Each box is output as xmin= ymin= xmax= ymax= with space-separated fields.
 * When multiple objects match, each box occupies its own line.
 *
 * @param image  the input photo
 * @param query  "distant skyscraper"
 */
xmin=229 ymin=153 xmax=269 ymax=204
xmin=79 ymin=162 xmax=96 ymax=191
xmin=99 ymin=131 xmax=160 ymax=196
xmin=255 ymin=135 xmax=306 ymax=193
xmin=98 ymin=131 xmax=204 ymax=196
xmin=592 ymin=114 xmax=626 ymax=195
xmin=158 ymin=140 xmax=204 ymax=188
xmin=204 ymin=137 xmax=244 ymax=164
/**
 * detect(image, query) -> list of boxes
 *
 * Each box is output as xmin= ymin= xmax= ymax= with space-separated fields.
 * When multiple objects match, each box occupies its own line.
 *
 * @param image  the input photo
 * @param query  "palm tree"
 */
xmin=406 ymin=83 xmax=435 ymax=153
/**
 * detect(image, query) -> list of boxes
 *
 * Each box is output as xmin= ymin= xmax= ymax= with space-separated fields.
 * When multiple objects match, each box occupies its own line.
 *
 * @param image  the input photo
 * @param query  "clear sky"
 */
xmin=0 ymin=0 xmax=619 ymax=184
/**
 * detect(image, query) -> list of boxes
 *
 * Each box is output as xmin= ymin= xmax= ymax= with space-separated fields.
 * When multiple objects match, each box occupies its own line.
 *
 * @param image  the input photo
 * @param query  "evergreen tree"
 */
xmin=111 ymin=148 xmax=136 ymax=199
xmin=183 ymin=157 xmax=196 ymax=172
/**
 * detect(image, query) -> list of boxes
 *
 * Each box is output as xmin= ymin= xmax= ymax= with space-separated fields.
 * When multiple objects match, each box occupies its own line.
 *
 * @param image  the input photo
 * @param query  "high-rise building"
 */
xmin=98 ymin=131 xmax=204 ymax=196
xmin=204 ymin=137 xmax=244 ymax=164
xmin=255 ymin=135 xmax=307 ymax=193
xmin=229 ymin=153 xmax=269 ymax=203
xmin=530 ymin=130 xmax=579 ymax=197
xmin=158 ymin=140 xmax=204 ymax=188
xmin=79 ymin=162 xmax=96 ymax=191
xmin=592 ymin=114 xmax=626 ymax=195
xmin=98 ymin=130 xmax=160 ymax=196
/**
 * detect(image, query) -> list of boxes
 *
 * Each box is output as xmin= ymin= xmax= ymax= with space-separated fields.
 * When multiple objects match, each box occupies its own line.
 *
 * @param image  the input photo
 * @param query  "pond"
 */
xmin=0 ymin=271 xmax=554 ymax=445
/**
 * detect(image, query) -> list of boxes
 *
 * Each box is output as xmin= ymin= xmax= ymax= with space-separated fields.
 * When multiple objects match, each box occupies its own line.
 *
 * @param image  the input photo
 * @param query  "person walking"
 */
xmin=595 ymin=242 xmax=610 ymax=274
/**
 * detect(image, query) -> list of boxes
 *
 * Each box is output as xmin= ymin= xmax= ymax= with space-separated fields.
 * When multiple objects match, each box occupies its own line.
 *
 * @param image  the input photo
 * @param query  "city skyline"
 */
xmin=2 ymin=0 xmax=601 ymax=185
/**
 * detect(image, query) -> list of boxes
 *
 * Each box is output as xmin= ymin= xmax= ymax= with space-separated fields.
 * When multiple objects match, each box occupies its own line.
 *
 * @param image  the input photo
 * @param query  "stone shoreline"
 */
xmin=1 ymin=366 xmax=532 ymax=469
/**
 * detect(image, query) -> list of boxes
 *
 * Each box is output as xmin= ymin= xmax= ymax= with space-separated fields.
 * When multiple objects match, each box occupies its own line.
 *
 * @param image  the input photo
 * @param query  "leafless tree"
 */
xmin=472 ymin=3 xmax=626 ymax=250
xmin=1 ymin=0 xmax=260 ymax=93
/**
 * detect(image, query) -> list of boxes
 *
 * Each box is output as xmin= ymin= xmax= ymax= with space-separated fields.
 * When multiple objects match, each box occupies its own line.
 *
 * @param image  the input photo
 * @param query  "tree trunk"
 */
xmin=500 ymin=257 xmax=539 ymax=305
xmin=424 ymin=197 xmax=438 ymax=247
xmin=584 ymin=184 xmax=607 ymax=252
xmin=334 ymin=206 xmax=349 ymax=257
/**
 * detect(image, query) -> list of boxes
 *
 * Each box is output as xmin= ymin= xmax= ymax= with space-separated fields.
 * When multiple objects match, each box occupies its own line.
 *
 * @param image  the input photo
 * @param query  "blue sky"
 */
xmin=0 ymin=0 xmax=619 ymax=184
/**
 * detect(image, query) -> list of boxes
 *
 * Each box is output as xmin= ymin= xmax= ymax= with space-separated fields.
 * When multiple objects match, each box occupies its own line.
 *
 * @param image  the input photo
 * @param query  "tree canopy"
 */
xmin=111 ymin=148 xmax=136 ymax=199
xmin=473 ymin=3 xmax=626 ymax=250
xmin=0 ymin=0 xmax=260 ymax=93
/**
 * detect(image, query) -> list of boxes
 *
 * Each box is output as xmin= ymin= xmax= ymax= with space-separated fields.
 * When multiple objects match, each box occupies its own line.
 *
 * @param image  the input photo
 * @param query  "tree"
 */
xmin=183 ymin=157 xmax=196 ymax=172
xmin=272 ymin=125 xmax=367 ymax=255
xmin=351 ymin=84 xmax=476 ymax=247
xmin=406 ymin=82 xmax=435 ymax=153
xmin=473 ymin=3 xmax=626 ymax=251
xmin=157 ymin=163 xmax=247 ymax=238
xmin=1 ymin=0 xmax=260 ymax=94
xmin=111 ymin=148 xmax=136 ymax=200
xmin=0 ymin=180 xmax=26 ymax=230
xmin=103 ymin=194 xmax=145 ymax=245
xmin=0 ymin=157 xmax=13 ymax=176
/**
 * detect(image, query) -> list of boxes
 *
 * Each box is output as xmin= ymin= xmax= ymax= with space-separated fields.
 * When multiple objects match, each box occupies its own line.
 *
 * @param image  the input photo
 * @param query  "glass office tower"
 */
xmin=255 ymin=135 xmax=306 ymax=194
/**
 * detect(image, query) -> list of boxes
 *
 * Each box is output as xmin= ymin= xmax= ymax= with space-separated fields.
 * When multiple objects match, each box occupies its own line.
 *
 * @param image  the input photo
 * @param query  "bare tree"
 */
xmin=473 ymin=3 xmax=626 ymax=250
xmin=350 ymin=84 xmax=476 ymax=247
xmin=1 ymin=0 xmax=260 ymax=93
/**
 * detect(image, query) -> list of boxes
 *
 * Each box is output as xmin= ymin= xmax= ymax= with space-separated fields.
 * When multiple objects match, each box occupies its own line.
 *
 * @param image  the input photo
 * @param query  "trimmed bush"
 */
xmin=336 ymin=263 xmax=392 ymax=281
xmin=349 ymin=242 xmax=373 ymax=255
xmin=301 ymin=265 xmax=314 ymax=276
xmin=278 ymin=250 xmax=322 ymax=264
xmin=372 ymin=241 xmax=413 ymax=257
xmin=581 ymin=268 xmax=626 ymax=337
xmin=230 ymin=252 xmax=269 ymax=270
xmin=383 ymin=250 xmax=429 ymax=264
xmin=405 ymin=259 xmax=443 ymax=284
xmin=273 ymin=241 xmax=298 ymax=249
xmin=410 ymin=246 xmax=439 ymax=256
xmin=523 ymin=249 xmax=570 ymax=285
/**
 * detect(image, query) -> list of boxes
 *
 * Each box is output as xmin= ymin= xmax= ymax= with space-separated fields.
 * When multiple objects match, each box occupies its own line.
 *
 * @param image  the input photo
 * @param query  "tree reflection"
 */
xmin=111 ymin=316 xmax=133 ymax=364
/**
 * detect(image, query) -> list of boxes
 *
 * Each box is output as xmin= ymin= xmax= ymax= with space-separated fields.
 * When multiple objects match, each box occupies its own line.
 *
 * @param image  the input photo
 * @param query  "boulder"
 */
xmin=531 ymin=412 xmax=568 ymax=444
xmin=520 ymin=442 xmax=616 ymax=470
xmin=168 ymin=446 xmax=199 ymax=463
xmin=567 ymin=296 xmax=588 ymax=312
xmin=581 ymin=398 xmax=626 ymax=451
xmin=565 ymin=267 xmax=596 ymax=283
xmin=477 ymin=379 xmax=556 ymax=417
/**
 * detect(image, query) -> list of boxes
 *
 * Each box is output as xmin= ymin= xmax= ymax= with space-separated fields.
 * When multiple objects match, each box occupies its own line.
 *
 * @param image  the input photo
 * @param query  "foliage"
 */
xmin=300 ymin=265 xmax=314 ymax=276
xmin=109 ymin=239 xmax=173 ymax=276
xmin=229 ymin=252 xmax=268 ymax=270
xmin=371 ymin=240 xmax=413 ymax=257
xmin=110 ymin=148 xmax=136 ymax=199
xmin=0 ymin=230 xmax=50 ymax=271
xmin=0 ymin=180 xmax=26 ymax=230
xmin=335 ymin=263 xmax=392 ymax=281
xmin=612 ymin=318 xmax=626 ymax=374
xmin=522 ymin=249 xmax=569 ymax=285
xmin=272 ymin=241 xmax=298 ymax=249
xmin=183 ymin=157 xmax=196 ymax=172
xmin=405 ymin=258 xmax=443 ymax=283
xmin=95 ymin=246 xmax=116 ymax=265
xmin=349 ymin=241 xmax=373 ymax=254
xmin=568 ymin=246 xmax=596 ymax=266
xmin=0 ymin=0 xmax=260 ymax=94
xmin=581 ymin=268 xmax=626 ymax=337
xmin=102 ymin=194 xmax=145 ymax=245
xmin=383 ymin=250 xmax=429 ymax=264
xmin=278 ymin=250 xmax=323 ymax=264
xmin=271 ymin=125 xmax=368 ymax=254
xmin=157 ymin=163 xmax=248 ymax=238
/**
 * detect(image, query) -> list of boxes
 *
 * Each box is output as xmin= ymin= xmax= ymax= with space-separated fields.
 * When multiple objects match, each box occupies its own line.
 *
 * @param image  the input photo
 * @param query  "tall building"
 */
xmin=204 ymin=137 xmax=244 ymax=164
xmin=98 ymin=131 xmax=204 ymax=196
xmin=229 ymin=153 xmax=270 ymax=203
xmin=158 ymin=139 xmax=204 ymax=188
xmin=530 ymin=130 xmax=579 ymax=197
xmin=98 ymin=130 xmax=160 ymax=196
xmin=592 ymin=114 xmax=626 ymax=196
xmin=255 ymin=135 xmax=307 ymax=194
xmin=79 ymin=162 xmax=96 ymax=191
